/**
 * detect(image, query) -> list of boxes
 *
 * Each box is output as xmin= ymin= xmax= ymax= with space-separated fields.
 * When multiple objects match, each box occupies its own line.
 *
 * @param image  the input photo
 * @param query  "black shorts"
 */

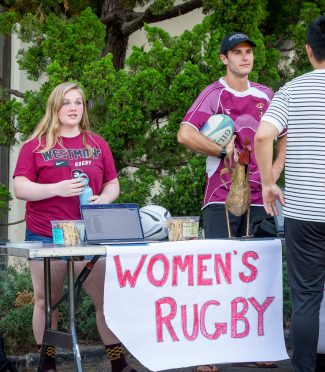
xmin=201 ymin=203 xmax=272 ymax=238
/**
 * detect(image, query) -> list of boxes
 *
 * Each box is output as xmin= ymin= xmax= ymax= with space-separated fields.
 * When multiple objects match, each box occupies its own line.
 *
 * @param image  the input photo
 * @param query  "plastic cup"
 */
xmin=166 ymin=216 xmax=200 ymax=241
xmin=75 ymin=221 xmax=85 ymax=243
xmin=51 ymin=220 xmax=85 ymax=246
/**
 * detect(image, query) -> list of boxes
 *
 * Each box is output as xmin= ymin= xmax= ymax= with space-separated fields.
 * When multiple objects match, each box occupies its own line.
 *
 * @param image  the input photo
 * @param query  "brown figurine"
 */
xmin=221 ymin=139 xmax=252 ymax=238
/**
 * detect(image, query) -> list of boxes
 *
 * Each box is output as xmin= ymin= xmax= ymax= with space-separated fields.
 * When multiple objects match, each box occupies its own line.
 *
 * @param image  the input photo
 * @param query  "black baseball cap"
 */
xmin=219 ymin=32 xmax=256 ymax=54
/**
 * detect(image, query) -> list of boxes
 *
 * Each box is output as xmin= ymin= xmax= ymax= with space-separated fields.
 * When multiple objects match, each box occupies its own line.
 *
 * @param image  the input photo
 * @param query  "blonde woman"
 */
xmin=13 ymin=82 xmax=135 ymax=372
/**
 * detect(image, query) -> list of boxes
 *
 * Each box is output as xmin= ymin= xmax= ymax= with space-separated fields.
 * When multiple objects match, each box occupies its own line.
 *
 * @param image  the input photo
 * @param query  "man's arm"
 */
xmin=272 ymin=134 xmax=287 ymax=182
xmin=255 ymin=121 xmax=285 ymax=216
xmin=177 ymin=123 xmax=235 ymax=157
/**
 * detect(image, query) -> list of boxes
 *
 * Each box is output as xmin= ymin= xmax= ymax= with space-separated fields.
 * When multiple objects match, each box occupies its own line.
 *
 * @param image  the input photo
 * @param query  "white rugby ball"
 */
xmin=200 ymin=114 xmax=234 ymax=147
xmin=140 ymin=205 xmax=171 ymax=240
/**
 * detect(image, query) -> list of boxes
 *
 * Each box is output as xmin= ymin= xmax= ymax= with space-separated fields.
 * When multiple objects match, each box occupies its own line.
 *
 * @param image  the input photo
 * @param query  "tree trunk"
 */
xmin=99 ymin=0 xmax=204 ymax=70
xmin=100 ymin=0 xmax=130 ymax=69
xmin=104 ymin=24 xmax=130 ymax=70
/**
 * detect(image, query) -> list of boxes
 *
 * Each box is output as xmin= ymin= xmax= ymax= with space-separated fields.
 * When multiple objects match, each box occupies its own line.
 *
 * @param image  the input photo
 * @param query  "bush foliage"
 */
xmin=0 ymin=266 xmax=101 ymax=353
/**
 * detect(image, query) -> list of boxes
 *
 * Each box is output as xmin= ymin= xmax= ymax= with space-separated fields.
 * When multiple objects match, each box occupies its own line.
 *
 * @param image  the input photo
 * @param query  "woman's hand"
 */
xmin=55 ymin=178 xmax=85 ymax=197
xmin=13 ymin=176 xmax=84 ymax=201
xmin=88 ymin=178 xmax=120 ymax=205
xmin=88 ymin=195 xmax=103 ymax=204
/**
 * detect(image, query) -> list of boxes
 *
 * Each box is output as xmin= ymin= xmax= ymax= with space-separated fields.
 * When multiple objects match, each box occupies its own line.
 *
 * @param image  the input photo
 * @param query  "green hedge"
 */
xmin=0 ymin=267 xmax=100 ymax=354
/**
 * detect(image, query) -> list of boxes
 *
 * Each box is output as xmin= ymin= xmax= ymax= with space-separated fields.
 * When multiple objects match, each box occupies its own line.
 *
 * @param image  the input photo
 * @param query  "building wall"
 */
xmin=8 ymin=7 xmax=204 ymax=242
xmin=127 ymin=8 xmax=204 ymax=55
xmin=0 ymin=32 xmax=11 ymax=269
xmin=8 ymin=35 xmax=41 ymax=244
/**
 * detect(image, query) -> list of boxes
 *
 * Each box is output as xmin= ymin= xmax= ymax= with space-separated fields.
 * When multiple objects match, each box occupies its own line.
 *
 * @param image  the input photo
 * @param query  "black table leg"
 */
xmin=38 ymin=257 xmax=52 ymax=372
xmin=67 ymin=258 xmax=83 ymax=371
xmin=37 ymin=256 xmax=100 ymax=371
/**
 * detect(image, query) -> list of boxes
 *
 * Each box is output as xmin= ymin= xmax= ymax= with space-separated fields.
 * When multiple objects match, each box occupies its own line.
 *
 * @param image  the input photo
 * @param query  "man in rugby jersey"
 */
xmin=255 ymin=15 xmax=325 ymax=372
xmin=178 ymin=32 xmax=286 ymax=240
xmin=178 ymin=32 xmax=286 ymax=371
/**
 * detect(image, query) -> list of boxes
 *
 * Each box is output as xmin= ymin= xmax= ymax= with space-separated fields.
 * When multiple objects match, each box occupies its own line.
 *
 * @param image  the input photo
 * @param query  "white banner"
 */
xmin=104 ymin=239 xmax=288 ymax=371
xmin=317 ymin=286 xmax=325 ymax=353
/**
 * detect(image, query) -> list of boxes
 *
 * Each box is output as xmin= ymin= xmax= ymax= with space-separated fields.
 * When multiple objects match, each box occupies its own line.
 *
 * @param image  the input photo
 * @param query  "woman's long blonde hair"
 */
xmin=28 ymin=82 xmax=93 ymax=154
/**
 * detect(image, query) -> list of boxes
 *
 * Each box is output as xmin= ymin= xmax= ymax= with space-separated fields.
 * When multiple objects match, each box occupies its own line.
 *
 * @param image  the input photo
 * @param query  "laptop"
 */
xmin=80 ymin=203 xmax=150 ymax=244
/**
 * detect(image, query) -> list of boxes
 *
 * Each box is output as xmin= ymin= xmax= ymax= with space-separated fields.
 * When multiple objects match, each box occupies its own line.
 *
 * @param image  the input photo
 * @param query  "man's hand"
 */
xmin=262 ymin=183 xmax=284 ymax=216
xmin=225 ymin=135 xmax=236 ymax=156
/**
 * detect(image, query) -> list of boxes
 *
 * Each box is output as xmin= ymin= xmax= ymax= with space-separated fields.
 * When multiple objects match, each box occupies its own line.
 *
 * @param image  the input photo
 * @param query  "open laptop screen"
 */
xmin=81 ymin=203 xmax=144 ymax=243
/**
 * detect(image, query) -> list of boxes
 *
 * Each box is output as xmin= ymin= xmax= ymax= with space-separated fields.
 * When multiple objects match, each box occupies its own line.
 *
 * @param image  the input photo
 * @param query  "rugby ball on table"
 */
xmin=200 ymin=114 xmax=234 ymax=147
xmin=140 ymin=205 xmax=171 ymax=240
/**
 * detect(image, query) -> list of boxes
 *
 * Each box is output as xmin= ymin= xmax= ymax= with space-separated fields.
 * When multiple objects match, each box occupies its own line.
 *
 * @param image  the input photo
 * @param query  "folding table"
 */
xmin=0 ymin=243 xmax=108 ymax=372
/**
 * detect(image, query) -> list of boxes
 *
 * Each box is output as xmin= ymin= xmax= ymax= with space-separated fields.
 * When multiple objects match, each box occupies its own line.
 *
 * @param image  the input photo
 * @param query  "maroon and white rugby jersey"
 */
xmin=181 ymin=78 xmax=284 ymax=209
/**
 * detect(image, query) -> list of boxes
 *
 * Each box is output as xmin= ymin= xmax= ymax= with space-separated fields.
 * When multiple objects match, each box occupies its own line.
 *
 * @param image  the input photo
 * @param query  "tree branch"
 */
xmin=101 ymin=10 xmax=142 ymax=25
xmin=0 ymin=219 xmax=25 ymax=226
xmin=121 ymin=159 xmax=189 ymax=169
xmin=101 ymin=0 xmax=203 ymax=36
xmin=123 ymin=0 xmax=203 ymax=35
xmin=0 ymin=79 xmax=24 ymax=98
xmin=8 ymin=88 xmax=24 ymax=98
xmin=100 ymin=12 xmax=116 ymax=25
xmin=152 ymin=109 xmax=170 ymax=120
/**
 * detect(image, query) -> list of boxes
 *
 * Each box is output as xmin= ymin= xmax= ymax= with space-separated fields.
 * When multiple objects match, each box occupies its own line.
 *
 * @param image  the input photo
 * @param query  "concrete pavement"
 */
xmin=8 ymin=330 xmax=294 ymax=371
xmin=9 ymin=345 xmax=294 ymax=371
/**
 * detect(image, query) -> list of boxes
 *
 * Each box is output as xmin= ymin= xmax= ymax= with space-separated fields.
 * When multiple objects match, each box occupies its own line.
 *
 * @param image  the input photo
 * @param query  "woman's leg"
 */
xmin=74 ymin=258 xmax=136 ymax=372
xmin=74 ymin=258 xmax=118 ymax=344
xmin=29 ymin=260 xmax=67 ymax=344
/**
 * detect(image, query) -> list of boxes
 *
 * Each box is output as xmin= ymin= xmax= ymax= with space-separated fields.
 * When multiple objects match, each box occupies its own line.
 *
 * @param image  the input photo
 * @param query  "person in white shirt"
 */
xmin=255 ymin=15 xmax=325 ymax=372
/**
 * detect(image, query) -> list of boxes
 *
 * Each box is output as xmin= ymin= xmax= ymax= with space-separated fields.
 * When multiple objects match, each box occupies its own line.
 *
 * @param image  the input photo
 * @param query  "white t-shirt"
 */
xmin=262 ymin=69 xmax=325 ymax=222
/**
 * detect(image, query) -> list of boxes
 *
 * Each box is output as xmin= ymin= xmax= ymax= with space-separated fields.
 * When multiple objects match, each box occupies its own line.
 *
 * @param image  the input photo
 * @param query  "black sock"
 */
xmin=38 ymin=345 xmax=56 ymax=371
xmin=105 ymin=343 xmax=136 ymax=372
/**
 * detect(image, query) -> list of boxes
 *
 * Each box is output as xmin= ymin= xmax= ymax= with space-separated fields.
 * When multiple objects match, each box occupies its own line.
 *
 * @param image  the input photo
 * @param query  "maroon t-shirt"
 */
xmin=13 ymin=131 xmax=117 ymax=237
